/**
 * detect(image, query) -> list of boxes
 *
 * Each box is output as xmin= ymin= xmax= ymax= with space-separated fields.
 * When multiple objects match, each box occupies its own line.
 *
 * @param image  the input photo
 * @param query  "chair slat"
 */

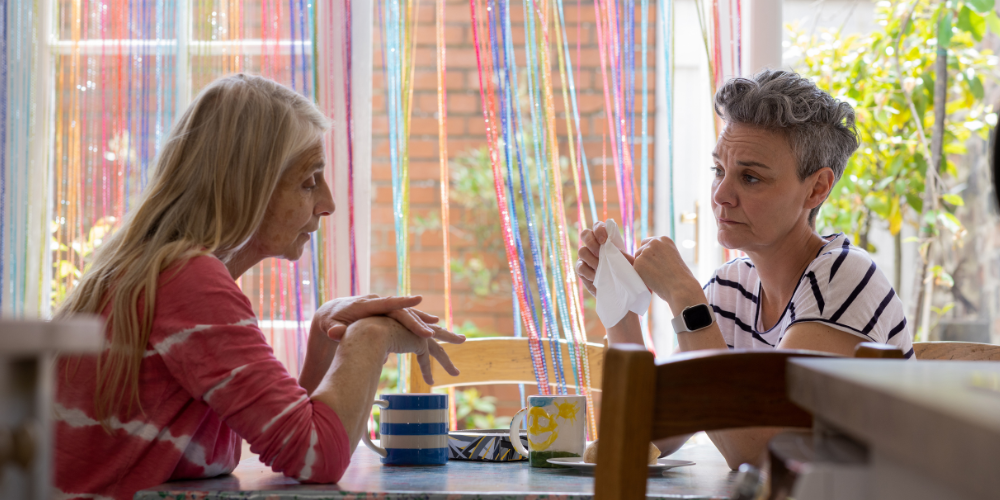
xmin=650 ymin=350 xmax=830 ymax=440
xmin=913 ymin=341 xmax=1000 ymax=361
xmin=407 ymin=337 xmax=605 ymax=392
xmin=854 ymin=342 xmax=905 ymax=359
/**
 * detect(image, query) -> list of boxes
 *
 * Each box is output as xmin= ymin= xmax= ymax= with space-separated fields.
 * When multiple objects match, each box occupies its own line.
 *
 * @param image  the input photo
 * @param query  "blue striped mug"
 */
xmin=361 ymin=393 xmax=449 ymax=465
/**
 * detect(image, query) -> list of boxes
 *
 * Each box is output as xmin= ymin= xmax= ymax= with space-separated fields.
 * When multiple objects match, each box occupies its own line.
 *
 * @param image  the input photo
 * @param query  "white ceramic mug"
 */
xmin=508 ymin=395 xmax=586 ymax=467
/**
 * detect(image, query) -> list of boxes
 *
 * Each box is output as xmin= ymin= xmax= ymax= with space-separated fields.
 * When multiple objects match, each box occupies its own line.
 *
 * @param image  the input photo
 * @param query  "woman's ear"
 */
xmin=805 ymin=167 xmax=836 ymax=210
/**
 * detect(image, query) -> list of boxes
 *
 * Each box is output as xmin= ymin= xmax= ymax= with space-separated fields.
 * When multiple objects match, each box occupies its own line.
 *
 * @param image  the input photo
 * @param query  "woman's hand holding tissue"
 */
xmin=578 ymin=222 xmax=704 ymax=314
xmin=576 ymin=221 xmax=633 ymax=295
xmin=576 ymin=220 xmax=651 ymax=331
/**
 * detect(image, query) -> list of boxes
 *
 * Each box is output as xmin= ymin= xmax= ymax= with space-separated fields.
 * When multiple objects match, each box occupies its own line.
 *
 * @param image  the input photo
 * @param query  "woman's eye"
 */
xmin=743 ymin=174 xmax=759 ymax=184
xmin=303 ymin=180 xmax=317 ymax=190
xmin=711 ymin=166 xmax=723 ymax=177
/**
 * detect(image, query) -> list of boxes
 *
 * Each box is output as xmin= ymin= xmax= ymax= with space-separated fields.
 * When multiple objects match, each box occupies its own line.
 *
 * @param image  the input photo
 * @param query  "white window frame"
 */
xmin=21 ymin=0 xmax=372 ymax=317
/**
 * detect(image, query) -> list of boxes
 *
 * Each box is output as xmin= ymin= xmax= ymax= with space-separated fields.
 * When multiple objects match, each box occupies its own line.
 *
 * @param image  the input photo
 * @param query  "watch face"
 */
xmin=683 ymin=304 xmax=714 ymax=330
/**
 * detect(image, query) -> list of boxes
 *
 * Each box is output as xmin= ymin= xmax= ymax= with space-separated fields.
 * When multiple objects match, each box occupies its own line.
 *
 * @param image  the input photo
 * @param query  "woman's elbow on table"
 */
xmin=254 ymin=402 xmax=353 ymax=484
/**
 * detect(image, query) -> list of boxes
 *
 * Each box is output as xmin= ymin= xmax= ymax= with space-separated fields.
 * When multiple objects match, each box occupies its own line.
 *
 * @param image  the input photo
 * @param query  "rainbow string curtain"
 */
xmin=2 ymin=0 xmax=50 ymax=318
xmin=0 ymin=0 xmax=372 ymax=377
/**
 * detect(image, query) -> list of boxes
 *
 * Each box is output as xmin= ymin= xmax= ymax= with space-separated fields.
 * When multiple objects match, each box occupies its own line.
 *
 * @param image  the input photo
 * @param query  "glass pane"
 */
xmin=55 ymin=0 xmax=179 ymax=41
xmin=192 ymin=0 xmax=308 ymax=41
xmin=49 ymin=0 xmax=318 ymax=373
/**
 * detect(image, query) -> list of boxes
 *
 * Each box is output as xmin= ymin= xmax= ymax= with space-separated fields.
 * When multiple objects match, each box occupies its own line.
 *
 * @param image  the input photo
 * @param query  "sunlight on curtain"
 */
xmin=53 ymin=0 xmax=322 ymax=373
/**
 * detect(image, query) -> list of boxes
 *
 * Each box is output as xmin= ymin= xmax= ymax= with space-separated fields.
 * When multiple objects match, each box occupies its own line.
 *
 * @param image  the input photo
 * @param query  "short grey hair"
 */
xmin=714 ymin=69 xmax=860 ymax=224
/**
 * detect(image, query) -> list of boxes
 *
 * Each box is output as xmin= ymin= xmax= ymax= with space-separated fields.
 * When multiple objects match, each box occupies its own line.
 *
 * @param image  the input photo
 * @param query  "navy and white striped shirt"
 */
xmin=704 ymin=233 xmax=914 ymax=358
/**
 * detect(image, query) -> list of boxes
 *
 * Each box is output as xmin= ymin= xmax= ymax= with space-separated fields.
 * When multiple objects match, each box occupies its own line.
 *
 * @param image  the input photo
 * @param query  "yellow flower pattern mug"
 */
xmin=508 ymin=395 xmax=586 ymax=467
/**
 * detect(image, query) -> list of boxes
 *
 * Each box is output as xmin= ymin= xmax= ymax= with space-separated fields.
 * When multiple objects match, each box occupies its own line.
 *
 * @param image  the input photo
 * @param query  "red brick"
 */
xmin=414 ymin=24 xmax=466 ymax=47
xmin=410 ymin=185 xmax=440 ymax=204
xmin=418 ymin=228 xmax=445 ymax=247
xmin=372 ymin=115 xmax=390 ymax=135
xmin=459 ymin=116 xmax=488 ymax=136
xmin=409 ymin=117 xmax=441 ymax=135
xmin=370 ymin=250 xmax=397 ymax=268
xmin=448 ymin=93 xmax=480 ymax=114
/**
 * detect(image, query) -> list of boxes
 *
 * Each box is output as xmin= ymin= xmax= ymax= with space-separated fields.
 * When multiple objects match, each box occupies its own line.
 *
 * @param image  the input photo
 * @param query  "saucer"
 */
xmin=545 ymin=457 xmax=695 ymax=475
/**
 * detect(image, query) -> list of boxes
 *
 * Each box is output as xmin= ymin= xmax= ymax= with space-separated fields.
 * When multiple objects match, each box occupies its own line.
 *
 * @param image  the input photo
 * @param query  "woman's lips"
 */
xmin=717 ymin=218 xmax=741 ymax=225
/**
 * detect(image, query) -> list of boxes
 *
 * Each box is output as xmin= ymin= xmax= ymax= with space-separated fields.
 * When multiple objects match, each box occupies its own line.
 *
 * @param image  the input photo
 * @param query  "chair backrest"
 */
xmin=913 ymin=341 xmax=1000 ymax=361
xmin=406 ymin=337 xmax=604 ymax=393
xmin=855 ymin=342 xmax=905 ymax=359
xmin=594 ymin=345 xmax=833 ymax=500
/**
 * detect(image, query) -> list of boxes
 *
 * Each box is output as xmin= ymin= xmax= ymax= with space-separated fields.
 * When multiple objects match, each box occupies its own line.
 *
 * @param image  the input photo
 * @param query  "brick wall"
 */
xmin=370 ymin=0 xmax=656 ymax=415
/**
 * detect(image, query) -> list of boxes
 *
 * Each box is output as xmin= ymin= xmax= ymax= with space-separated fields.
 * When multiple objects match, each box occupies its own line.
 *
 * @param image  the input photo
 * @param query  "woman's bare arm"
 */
xmin=308 ymin=320 xmax=388 ymax=454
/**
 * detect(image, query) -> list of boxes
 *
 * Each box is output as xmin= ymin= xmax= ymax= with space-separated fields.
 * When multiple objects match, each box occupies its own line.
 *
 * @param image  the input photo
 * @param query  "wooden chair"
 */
xmin=405 ymin=337 xmax=604 ymax=393
xmin=913 ymin=341 xmax=1000 ymax=361
xmin=593 ymin=345 xmax=834 ymax=500
xmin=854 ymin=341 xmax=906 ymax=359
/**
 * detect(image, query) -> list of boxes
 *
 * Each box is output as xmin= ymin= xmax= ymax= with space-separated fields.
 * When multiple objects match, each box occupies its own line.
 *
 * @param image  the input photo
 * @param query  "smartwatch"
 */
xmin=671 ymin=304 xmax=715 ymax=333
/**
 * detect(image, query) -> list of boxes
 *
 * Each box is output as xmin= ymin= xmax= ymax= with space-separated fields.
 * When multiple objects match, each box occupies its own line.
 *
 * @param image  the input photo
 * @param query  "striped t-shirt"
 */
xmin=704 ymin=233 xmax=913 ymax=358
xmin=54 ymin=255 xmax=350 ymax=500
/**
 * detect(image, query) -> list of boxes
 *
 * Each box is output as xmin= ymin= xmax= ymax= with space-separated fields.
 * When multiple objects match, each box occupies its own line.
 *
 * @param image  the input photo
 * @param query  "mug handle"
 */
xmin=361 ymin=399 xmax=390 ymax=458
xmin=508 ymin=407 xmax=530 ymax=458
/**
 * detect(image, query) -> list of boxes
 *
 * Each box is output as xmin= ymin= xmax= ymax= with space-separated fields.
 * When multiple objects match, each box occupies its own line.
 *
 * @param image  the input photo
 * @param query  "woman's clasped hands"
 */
xmin=576 ymin=221 xmax=702 ymax=305
xmin=310 ymin=294 xmax=465 ymax=385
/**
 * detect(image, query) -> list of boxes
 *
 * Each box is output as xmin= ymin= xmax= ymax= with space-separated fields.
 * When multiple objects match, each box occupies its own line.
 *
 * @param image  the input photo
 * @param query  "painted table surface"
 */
xmin=787 ymin=358 xmax=1000 ymax=500
xmin=135 ymin=441 xmax=737 ymax=500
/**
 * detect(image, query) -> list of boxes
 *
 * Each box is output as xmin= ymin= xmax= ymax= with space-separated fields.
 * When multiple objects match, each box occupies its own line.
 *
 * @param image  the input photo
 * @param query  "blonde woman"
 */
xmin=54 ymin=74 xmax=464 ymax=500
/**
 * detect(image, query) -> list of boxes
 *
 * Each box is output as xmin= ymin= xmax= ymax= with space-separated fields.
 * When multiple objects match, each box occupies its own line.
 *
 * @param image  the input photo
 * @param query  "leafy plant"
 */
xmin=453 ymin=387 xmax=512 ymax=430
xmin=789 ymin=0 xmax=998 ymax=336
xmin=453 ymin=320 xmax=498 ymax=338
xmin=51 ymin=216 xmax=119 ymax=306
xmin=413 ymin=145 xmax=581 ymax=302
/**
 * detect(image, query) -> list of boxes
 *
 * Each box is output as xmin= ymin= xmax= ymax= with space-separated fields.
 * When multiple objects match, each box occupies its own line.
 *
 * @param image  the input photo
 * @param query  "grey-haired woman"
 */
xmin=576 ymin=70 xmax=912 ymax=469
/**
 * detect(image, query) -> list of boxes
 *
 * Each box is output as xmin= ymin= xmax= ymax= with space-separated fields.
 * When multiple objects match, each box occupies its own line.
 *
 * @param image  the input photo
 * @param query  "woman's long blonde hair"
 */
xmin=57 ymin=74 xmax=330 ymax=423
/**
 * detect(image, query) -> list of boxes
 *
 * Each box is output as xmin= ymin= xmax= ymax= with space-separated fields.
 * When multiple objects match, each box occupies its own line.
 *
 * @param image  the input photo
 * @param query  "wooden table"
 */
xmin=135 ymin=441 xmax=737 ymax=499
xmin=788 ymin=358 xmax=1000 ymax=500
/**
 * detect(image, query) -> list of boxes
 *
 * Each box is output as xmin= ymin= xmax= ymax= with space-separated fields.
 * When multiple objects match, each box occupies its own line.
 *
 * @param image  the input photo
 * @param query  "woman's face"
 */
xmin=250 ymin=141 xmax=334 ymax=261
xmin=710 ymin=122 xmax=831 ymax=252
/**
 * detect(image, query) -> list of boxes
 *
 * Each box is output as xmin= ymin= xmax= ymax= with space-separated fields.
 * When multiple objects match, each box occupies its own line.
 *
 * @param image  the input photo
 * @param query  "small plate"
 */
xmin=545 ymin=457 xmax=695 ymax=474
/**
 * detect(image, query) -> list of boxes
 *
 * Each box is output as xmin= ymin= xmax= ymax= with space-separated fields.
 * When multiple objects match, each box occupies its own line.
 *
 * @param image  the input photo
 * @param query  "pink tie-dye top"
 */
xmin=54 ymin=255 xmax=350 ymax=500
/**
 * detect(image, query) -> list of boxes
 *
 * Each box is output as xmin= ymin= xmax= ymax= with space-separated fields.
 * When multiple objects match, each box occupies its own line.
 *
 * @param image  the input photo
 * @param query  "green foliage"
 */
xmin=453 ymin=320 xmax=498 ymax=338
xmin=414 ymin=146 xmax=580 ymax=298
xmin=452 ymin=387 xmax=512 ymax=430
xmin=789 ymin=0 xmax=996 ymax=248
xmin=51 ymin=216 xmax=119 ymax=306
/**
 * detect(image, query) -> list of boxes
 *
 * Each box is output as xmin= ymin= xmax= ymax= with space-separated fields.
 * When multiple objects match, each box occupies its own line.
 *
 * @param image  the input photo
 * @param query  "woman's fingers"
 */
xmin=411 ymin=308 xmax=440 ymax=324
xmin=386 ymin=309 xmax=435 ymax=338
xmin=620 ymin=250 xmax=636 ymax=265
xmin=429 ymin=324 xmax=466 ymax=344
xmin=580 ymin=229 xmax=601 ymax=258
xmin=416 ymin=351 xmax=435 ymax=386
xmin=575 ymin=259 xmax=598 ymax=296
xmin=593 ymin=222 xmax=609 ymax=245
xmin=576 ymin=258 xmax=596 ymax=282
xmin=428 ymin=341 xmax=461 ymax=376
xmin=358 ymin=295 xmax=423 ymax=316
xmin=577 ymin=246 xmax=599 ymax=269
xmin=326 ymin=322 xmax=348 ymax=340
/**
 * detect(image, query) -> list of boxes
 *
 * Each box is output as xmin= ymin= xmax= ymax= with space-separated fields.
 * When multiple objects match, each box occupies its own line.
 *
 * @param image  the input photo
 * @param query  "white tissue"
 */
xmin=593 ymin=219 xmax=651 ymax=327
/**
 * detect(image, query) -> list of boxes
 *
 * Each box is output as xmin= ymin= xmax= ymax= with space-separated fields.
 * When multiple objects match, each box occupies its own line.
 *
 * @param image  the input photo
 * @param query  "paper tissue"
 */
xmin=593 ymin=219 xmax=652 ymax=327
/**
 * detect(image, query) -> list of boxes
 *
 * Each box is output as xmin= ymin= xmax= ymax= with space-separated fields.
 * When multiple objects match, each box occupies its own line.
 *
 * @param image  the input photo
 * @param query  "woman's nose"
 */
xmin=712 ymin=172 xmax=737 ymax=207
xmin=316 ymin=183 xmax=335 ymax=216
